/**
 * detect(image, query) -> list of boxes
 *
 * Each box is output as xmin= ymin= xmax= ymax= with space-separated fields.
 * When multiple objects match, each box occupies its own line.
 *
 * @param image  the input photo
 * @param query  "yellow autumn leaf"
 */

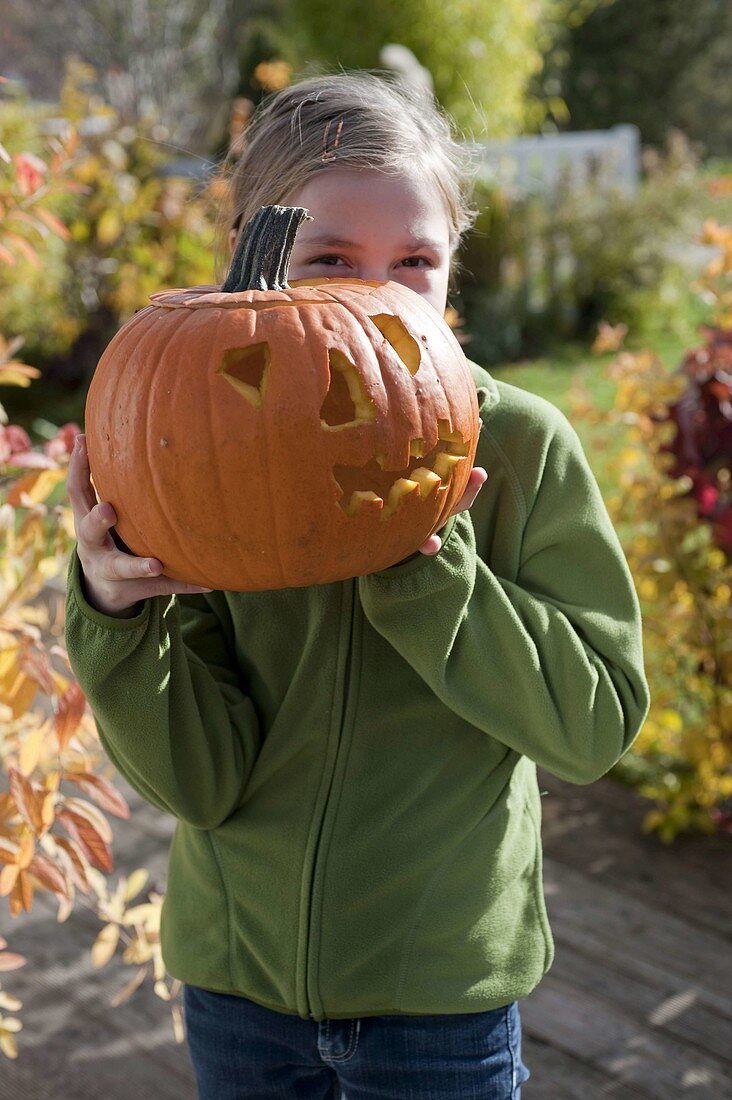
xmin=171 ymin=1002 xmax=185 ymax=1043
xmin=123 ymin=868 xmax=149 ymax=902
xmin=51 ymin=671 xmax=70 ymax=695
xmin=0 ymin=1023 xmax=21 ymax=1059
xmin=18 ymin=726 xmax=46 ymax=775
xmin=0 ymin=365 xmax=42 ymax=387
xmin=56 ymin=505 xmax=76 ymax=540
xmin=0 ymin=654 xmax=37 ymax=720
xmin=96 ymin=208 xmax=122 ymax=245
xmin=91 ymin=922 xmax=120 ymax=968
xmin=658 ymin=709 xmax=684 ymax=733
xmin=122 ymin=903 xmax=160 ymax=929
xmin=36 ymin=557 xmax=60 ymax=580
xmin=6 ymin=468 xmax=66 ymax=507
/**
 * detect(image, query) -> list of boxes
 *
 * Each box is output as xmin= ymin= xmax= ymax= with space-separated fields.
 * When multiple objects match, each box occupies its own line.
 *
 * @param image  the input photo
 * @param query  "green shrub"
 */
xmin=456 ymin=130 xmax=712 ymax=364
xmin=0 ymin=59 xmax=218 ymax=387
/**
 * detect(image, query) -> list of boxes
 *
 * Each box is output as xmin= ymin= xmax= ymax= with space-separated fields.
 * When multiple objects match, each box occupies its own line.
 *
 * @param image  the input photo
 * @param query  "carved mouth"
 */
xmin=217 ymin=315 xmax=469 ymax=521
xmin=332 ymin=421 xmax=469 ymax=519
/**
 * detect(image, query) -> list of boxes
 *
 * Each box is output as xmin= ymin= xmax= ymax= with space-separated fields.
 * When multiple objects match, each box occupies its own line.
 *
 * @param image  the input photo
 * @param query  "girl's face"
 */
xmin=228 ymin=167 xmax=453 ymax=316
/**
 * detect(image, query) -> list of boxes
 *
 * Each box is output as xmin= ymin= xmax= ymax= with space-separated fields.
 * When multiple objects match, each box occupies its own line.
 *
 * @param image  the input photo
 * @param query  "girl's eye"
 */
xmin=308 ymin=255 xmax=433 ymax=268
xmin=400 ymin=256 xmax=433 ymax=269
xmin=309 ymin=255 xmax=346 ymax=266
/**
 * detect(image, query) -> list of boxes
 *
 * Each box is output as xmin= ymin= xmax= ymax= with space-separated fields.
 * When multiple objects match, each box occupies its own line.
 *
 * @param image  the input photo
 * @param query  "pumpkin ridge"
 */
xmin=207 ymin=307 xmax=257 ymax=589
xmin=146 ymin=309 xmax=212 ymax=582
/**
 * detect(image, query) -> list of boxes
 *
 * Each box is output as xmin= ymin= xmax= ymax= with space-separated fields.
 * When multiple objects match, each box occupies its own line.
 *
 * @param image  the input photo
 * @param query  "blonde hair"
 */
xmin=212 ymin=70 xmax=478 ymax=285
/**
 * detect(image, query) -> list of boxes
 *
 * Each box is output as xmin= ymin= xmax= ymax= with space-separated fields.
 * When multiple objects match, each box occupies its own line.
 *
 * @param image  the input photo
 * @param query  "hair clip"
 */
xmin=321 ymin=116 xmax=344 ymax=162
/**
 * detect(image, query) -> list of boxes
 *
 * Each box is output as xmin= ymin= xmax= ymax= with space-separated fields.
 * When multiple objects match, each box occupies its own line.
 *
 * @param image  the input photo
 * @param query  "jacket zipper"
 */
xmin=303 ymin=576 xmax=356 ymax=1020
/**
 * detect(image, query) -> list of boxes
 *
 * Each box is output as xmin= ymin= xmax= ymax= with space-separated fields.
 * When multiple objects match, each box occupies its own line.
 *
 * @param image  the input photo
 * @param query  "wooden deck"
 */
xmin=1 ymin=766 xmax=730 ymax=1098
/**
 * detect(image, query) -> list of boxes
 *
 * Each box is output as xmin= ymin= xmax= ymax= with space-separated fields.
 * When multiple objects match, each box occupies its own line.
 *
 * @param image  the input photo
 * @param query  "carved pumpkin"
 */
xmin=85 ymin=205 xmax=480 ymax=591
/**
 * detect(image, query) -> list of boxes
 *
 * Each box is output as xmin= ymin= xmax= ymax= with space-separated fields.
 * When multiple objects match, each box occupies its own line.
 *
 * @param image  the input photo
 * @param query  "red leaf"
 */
xmin=34 ymin=207 xmax=70 ymax=240
xmin=8 ymin=768 xmax=44 ymax=834
xmin=64 ymin=771 xmax=129 ymax=819
xmin=57 ymin=809 xmax=113 ymax=873
xmin=27 ymin=852 xmax=69 ymax=897
xmin=19 ymin=647 xmax=55 ymax=695
xmin=54 ymin=836 xmax=92 ymax=893
xmin=55 ymin=681 xmax=87 ymax=752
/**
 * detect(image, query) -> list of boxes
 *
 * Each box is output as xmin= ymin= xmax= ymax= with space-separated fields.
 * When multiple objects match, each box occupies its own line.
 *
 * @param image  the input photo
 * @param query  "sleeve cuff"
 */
xmin=66 ymin=546 xmax=152 ymax=631
xmin=364 ymin=510 xmax=463 ymax=582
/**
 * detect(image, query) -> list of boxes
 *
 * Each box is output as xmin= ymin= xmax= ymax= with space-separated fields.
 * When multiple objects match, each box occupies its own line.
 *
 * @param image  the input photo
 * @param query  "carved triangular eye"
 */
xmin=218 ymin=343 xmax=269 ymax=409
xmin=321 ymin=350 xmax=376 ymax=430
xmin=370 ymin=315 xmax=421 ymax=375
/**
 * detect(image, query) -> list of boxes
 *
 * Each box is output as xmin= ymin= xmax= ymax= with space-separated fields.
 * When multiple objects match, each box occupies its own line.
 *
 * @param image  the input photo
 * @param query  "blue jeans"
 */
xmin=183 ymin=984 xmax=531 ymax=1099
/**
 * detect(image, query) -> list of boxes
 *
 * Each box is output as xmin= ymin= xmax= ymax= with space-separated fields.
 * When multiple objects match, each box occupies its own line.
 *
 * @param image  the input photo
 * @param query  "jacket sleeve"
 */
xmin=358 ymin=417 xmax=651 ymax=785
xmin=64 ymin=546 xmax=262 ymax=828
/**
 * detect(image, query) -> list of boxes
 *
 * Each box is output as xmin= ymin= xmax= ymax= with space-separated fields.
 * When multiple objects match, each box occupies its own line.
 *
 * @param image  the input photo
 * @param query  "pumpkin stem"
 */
xmin=222 ymin=205 xmax=311 ymax=293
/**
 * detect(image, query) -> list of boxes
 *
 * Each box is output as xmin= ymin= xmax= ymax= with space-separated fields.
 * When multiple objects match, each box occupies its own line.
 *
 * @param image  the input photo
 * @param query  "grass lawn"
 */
xmin=486 ymin=287 xmax=709 ymax=507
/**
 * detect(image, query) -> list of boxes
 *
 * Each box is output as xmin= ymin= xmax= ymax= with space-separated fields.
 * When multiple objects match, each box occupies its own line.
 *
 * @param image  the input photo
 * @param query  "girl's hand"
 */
xmin=66 ymin=433 xmax=212 ymax=618
xmin=420 ymin=466 xmax=488 ymax=556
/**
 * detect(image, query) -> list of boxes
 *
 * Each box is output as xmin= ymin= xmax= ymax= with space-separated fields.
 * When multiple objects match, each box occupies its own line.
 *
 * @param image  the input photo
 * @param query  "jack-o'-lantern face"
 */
xmin=84 ymin=208 xmax=479 ymax=592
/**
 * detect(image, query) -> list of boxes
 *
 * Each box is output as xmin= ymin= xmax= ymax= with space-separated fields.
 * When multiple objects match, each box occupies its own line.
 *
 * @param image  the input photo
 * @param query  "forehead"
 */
xmin=285 ymin=167 xmax=452 ymax=247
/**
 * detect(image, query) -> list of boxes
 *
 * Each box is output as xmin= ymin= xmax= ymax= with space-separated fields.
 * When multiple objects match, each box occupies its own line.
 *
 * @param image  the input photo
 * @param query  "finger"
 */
xmin=419 ymin=533 xmax=442 ymax=556
xmin=452 ymin=467 xmax=488 ymax=514
xmin=463 ymin=467 xmax=488 ymax=509
xmin=66 ymin=434 xmax=97 ymax=517
xmin=77 ymin=500 xmax=121 ymax=552
xmin=102 ymin=545 xmax=166 ymax=582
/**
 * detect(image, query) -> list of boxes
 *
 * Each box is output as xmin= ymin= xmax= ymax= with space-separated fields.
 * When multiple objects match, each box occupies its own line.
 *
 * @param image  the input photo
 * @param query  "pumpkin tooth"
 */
xmin=409 ymin=438 xmax=425 ymax=458
xmin=437 ymin=420 xmax=466 ymax=445
xmin=381 ymin=477 xmax=420 ymax=519
xmin=446 ymin=439 xmax=470 ymax=456
xmin=433 ymin=453 xmax=465 ymax=480
xmin=409 ymin=467 xmax=443 ymax=498
xmin=346 ymin=490 xmax=383 ymax=516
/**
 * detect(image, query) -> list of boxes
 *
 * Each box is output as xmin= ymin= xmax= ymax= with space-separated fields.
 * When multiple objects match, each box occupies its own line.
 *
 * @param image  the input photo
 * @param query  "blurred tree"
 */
xmin=559 ymin=0 xmax=732 ymax=154
xmin=524 ymin=0 xmax=617 ymax=131
xmin=0 ymin=0 xmax=242 ymax=154
xmin=207 ymin=6 xmax=307 ymax=163
xmin=288 ymin=0 xmax=548 ymax=137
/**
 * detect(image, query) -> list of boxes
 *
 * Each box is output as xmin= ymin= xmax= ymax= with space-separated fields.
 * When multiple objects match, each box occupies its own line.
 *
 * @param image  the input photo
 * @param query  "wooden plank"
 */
xmin=521 ymin=975 xmax=732 ymax=1099
xmin=542 ymin=857 xmax=732 ymax=1017
xmin=1 ymin=891 xmax=196 ymax=1097
xmin=547 ymin=935 xmax=732 ymax=1064
xmin=0 ymin=782 xmax=194 ymax=1097
xmin=537 ymin=770 xmax=732 ymax=940
xmin=521 ymin=1035 xmax=655 ymax=1099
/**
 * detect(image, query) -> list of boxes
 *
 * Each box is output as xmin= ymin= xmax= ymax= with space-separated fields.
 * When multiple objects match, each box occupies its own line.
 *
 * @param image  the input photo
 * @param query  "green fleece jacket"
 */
xmin=64 ymin=361 xmax=650 ymax=1021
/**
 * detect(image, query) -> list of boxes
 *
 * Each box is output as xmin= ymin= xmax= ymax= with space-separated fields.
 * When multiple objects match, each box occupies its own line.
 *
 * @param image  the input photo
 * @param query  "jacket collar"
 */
xmin=467 ymin=359 xmax=501 ymax=420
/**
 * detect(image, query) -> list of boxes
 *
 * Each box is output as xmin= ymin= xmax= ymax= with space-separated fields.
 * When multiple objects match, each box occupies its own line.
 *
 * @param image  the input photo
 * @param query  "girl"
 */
xmin=65 ymin=71 xmax=651 ymax=1099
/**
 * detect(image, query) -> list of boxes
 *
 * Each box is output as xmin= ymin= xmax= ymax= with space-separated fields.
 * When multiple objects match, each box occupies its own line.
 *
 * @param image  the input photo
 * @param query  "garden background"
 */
xmin=0 ymin=0 xmax=731 ymax=1095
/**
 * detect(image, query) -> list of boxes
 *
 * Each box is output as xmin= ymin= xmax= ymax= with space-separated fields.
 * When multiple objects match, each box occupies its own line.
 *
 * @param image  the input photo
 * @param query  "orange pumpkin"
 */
xmin=85 ymin=205 xmax=480 ymax=590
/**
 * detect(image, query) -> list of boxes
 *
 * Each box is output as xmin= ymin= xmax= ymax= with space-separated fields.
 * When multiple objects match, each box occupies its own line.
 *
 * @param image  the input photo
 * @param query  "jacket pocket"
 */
xmin=395 ymin=776 xmax=552 ymax=1013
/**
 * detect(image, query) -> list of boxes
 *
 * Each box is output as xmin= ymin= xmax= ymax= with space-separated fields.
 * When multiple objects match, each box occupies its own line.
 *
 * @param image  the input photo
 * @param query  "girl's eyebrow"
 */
xmin=300 ymin=233 xmax=444 ymax=252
